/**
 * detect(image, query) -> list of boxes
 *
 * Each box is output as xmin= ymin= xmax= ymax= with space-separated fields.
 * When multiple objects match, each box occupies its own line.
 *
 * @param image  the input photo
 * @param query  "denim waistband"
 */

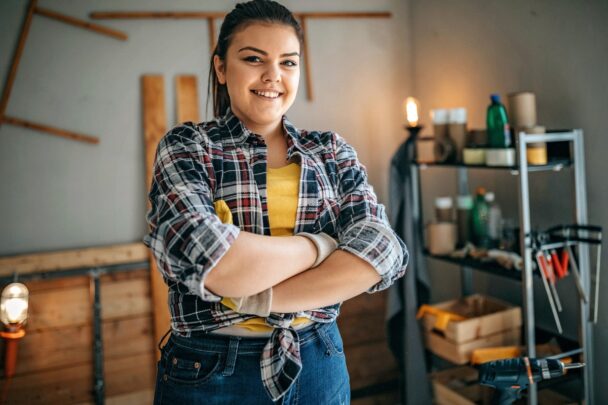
xmin=167 ymin=321 xmax=333 ymax=356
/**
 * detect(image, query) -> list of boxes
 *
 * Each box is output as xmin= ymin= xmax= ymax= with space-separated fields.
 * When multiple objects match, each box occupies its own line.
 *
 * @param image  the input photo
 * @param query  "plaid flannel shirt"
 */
xmin=143 ymin=107 xmax=408 ymax=401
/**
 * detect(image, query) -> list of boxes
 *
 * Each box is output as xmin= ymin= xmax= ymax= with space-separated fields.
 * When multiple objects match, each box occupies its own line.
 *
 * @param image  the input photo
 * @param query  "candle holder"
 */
xmin=404 ymin=124 xmax=423 ymax=162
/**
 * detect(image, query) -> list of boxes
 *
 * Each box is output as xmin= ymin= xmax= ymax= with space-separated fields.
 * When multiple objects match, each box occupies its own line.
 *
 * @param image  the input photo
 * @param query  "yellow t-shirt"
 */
xmin=216 ymin=162 xmax=312 ymax=331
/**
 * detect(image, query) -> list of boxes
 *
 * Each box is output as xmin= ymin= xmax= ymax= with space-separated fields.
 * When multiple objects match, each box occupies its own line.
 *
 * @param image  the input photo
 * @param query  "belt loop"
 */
xmin=222 ymin=337 xmax=240 ymax=376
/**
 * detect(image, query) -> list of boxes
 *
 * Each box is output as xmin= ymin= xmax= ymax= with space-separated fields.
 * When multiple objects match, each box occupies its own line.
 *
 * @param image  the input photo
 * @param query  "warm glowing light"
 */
xmin=1 ymin=283 xmax=29 ymax=325
xmin=404 ymin=97 xmax=420 ymax=127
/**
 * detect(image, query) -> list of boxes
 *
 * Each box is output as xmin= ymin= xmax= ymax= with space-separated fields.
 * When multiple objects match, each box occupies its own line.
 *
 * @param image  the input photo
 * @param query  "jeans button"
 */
xmin=194 ymin=361 xmax=201 ymax=369
xmin=163 ymin=374 xmax=168 ymax=381
xmin=172 ymin=357 xmax=178 ymax=365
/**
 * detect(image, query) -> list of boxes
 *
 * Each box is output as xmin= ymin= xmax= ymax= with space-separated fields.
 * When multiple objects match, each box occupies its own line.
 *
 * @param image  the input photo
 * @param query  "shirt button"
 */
xmin=194 ymin=362 xmax=201 ymax=369
xmin=172 ymin=357 xmax=177 ymax=365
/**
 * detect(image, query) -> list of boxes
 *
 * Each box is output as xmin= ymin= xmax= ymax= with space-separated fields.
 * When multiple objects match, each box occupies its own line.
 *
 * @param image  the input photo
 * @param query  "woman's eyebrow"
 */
xmin=238 ymin=46 xmax=300 ymax=57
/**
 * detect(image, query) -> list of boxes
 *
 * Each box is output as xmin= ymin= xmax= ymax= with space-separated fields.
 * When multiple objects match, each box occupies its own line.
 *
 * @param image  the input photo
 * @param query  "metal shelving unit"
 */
xmin=410 ymin=129 xmax=594 ymax=404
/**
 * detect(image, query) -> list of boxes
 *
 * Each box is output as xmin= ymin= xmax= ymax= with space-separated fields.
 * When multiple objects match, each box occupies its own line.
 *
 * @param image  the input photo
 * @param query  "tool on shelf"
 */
xmin=529 ymin=224 xmax=603 ymax=327
xmin=478 ymin=356 xmax=585 ymax=405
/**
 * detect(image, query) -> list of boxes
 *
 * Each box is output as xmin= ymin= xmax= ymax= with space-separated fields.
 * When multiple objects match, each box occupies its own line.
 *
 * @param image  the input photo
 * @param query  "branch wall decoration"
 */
xmin=0 ymin=0 xmax=128 ymax=144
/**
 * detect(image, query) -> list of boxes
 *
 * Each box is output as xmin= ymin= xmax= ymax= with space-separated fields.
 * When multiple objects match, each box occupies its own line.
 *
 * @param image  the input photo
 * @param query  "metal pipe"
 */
xmin=517 ymin=132 xmax=537 ymax=405
xmin=90 ymin=270 xmax=105 ymax=405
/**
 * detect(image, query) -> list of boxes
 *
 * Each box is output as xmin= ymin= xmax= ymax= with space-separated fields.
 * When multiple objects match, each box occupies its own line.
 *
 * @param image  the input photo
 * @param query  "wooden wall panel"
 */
xmin=142 ymin=74 xmax=171 ymax=355
xmin=16 ymin=316 xmax=153 ymax=375
xmin=3 ymin=353 xmax=155 ymax=404
xmin=25 ymin=272 xmax=151 ymax=331
xmin=175 ymin=75 xmax=199 ymax=124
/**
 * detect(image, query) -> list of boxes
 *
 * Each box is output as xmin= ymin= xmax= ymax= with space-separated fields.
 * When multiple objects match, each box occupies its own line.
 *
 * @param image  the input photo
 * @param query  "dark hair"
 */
xmin=207 ymin=0 xmax=304 ymax=118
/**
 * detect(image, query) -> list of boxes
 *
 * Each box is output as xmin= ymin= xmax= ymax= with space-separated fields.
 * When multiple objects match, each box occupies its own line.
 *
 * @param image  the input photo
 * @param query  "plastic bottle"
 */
xmin=456 ymin=195 xmax=473 ymax=247
xmin=472 ymin=187 xmax=491 ymax=249
xmin=486 ymin=94 xmax=512 ymax=148
xmin=485 ymin=192 xmax=503 ymax=248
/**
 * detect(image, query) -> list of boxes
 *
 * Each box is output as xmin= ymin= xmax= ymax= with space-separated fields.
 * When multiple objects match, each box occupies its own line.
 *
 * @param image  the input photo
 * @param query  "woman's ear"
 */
xmin=213 ymin=55 xmax=226 ymax=85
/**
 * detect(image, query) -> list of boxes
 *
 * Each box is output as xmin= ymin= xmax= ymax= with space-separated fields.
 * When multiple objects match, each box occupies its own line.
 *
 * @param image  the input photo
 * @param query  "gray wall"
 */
xmin=411 ymin=0 xmax=608 ymax=402
xmin=0 ymin=0 xmax=412 ymax=255
xmin=2 ymin=0 xmax=606 ymax=402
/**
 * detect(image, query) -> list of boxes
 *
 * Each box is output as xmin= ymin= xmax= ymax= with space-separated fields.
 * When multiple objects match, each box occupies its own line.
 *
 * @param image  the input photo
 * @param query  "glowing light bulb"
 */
xmin=404 ymin=97 xmax=420 ymax=127
xmin=1 ymin=283 xmax=29 ymax=326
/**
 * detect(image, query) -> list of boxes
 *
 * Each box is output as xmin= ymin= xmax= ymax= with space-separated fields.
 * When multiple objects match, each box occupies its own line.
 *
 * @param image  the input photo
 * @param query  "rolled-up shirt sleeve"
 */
xmin=142 ymin=125 xmax=240 ymax=302
xmin=333 ymin=132 xmax=408 ymax=293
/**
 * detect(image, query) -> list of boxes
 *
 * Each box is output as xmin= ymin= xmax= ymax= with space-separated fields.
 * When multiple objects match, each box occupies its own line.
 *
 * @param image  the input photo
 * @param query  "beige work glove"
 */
xmin=228 ymin=288 xmax=273 ymax=317
xmin=297 ymin=232 xmax=339 ymax=267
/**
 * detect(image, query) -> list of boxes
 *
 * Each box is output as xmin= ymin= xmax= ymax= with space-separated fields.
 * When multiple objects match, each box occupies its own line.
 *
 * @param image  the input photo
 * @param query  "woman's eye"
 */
xmin=244 ymin=56 xmax=262 ymax=63
xmin=283 ymin=60 xmax=298 ymax=67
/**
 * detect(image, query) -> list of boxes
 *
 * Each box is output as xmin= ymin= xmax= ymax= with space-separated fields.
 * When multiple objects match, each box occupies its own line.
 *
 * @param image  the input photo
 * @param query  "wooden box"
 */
xmin=421 ymin=295 xmax=522 ymax=364
xmin=431 ymin=366 xmax=576 ymax=405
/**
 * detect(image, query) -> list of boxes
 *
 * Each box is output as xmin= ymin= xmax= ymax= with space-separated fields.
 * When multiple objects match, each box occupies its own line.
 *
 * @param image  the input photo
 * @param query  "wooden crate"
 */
xmin=431 ymin=366 xmax=576 ymax=405
xmin=420 ymin=295 xmax=522 ymax=364
xmin=421 ymin=294 xmax=522 ymax=343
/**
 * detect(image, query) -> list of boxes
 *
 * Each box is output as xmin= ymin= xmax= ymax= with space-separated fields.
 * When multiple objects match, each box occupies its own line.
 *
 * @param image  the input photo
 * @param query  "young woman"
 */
xmin=143 ymin=1 xmax=408 ymax=403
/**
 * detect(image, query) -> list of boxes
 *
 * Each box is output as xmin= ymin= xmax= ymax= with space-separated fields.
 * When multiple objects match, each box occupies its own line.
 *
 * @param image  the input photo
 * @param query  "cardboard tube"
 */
xmin=426 ymin=222 xmax=457 ymax=255
xmin=508 ymin=92 xmax=537 ymax=128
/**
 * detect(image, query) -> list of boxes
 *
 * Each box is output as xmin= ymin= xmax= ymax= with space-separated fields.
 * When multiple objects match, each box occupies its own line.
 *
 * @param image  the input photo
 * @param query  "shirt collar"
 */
xmin=220 ymin=106 xmax=324 ymax=156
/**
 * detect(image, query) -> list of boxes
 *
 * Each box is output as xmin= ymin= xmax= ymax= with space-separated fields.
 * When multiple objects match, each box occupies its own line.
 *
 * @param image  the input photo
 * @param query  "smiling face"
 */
xmin=213 ymin=23 xmax=301 ymax=136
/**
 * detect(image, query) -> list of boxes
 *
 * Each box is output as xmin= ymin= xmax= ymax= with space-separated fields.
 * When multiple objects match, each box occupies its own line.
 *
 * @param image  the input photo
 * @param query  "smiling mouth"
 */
xmin=251 ymin=90 xmax=283 ymax=99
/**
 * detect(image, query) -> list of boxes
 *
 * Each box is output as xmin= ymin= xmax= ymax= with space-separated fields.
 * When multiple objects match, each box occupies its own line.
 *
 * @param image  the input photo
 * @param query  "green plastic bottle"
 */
xmin=472 ymin=187 xmax=491 ymax=249
xmin=486 ymin=94 xmax=512 ymax=148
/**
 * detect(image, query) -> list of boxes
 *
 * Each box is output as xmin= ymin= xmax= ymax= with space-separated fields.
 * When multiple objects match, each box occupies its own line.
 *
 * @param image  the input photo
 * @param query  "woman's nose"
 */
xmin=262 ymin=64 xmax=281 ymax=82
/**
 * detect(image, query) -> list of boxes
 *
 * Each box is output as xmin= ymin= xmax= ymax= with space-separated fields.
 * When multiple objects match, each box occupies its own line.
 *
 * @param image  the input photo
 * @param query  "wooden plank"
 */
xmin=207 ymin=17 xmax=216 ymax=54
xmin=34 ymin=6 xmax=128 ymax=41
xmin=2 ymin=353 xmax=155 ymax=404
xmin=300 ymin=16 xmax=313 ymax=101
xmin=339 ymin=290 xmax=386 ymax=318
xmin=425 ymin=328 xmax=521 ymax=365
xmin=0 ymin=243 xmax=148 ymax=276
xmin=351 ymin=389 xmax=400 ymax=405
xmin=338 ymin=312 xmax=388 ymax=348
xmin=105 ymin=389 xmax=154 ymax=405
xmin=75 ymin=389 xmax=154 ymax=405
xmin=90 ymin=11 xmax=392 ymax=20
xmin=175 ymin=75 xmax=199 ymax=124
xmin=20 ymin=268 xmax=148 ymax=293
xmin=344 ymin=341 xmax=399 ymax=391
xmin=142 ymin=75 xmax=170 ymax=360
xmin=0 ymin=0 xmax=37 ymax=119
xmin=2 ymin=115 xmax=100 ymax=144
xmin=26 ymin=275 xmax=151 ymax=331
xmin=16 ymin=315 xmax=154 ymax=375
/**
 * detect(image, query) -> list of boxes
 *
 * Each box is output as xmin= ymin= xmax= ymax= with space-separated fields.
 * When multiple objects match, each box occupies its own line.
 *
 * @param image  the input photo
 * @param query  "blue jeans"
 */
xmin=154 ymin=321 xmax=350 ymax=404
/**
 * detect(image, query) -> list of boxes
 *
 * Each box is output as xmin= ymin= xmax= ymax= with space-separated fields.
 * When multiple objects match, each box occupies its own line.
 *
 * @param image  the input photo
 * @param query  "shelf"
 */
xmin=415 ymin=158 xmax=572 ymax=173
xmin=424 ymin=249 xmax=525 ymax=281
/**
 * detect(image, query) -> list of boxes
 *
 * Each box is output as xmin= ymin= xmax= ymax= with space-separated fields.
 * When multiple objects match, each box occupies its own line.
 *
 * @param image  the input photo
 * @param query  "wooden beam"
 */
xmin=175 ymin=75 xmax=200 ymax=124
xmin=0 ymin=0 xmax=37 ymax=120
xmin=0 ymin=243 xmax=148 ymax=277
xmin=1 ymin=115 xmax=100 ymax=144
xmin=142 ymin=75 xmax=170 ymax=360
xmin=297 ymin=12 xmax=391 ymax=19
xmin=34 ymin=6 xmax=128 ymax=41
xmin=208 ymin=17 xmax=216 ymax=54
xmin=90 ymin=11 xmax=226 ymax=19
xmin=300 ymin=16 xmax=313 ymax=101
xmin=90 ymin=11 xmax=392 ymax=20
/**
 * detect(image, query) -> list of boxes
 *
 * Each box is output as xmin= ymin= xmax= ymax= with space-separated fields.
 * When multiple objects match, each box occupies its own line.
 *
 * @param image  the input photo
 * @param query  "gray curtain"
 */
xmin=386 ymin=137 xmax=432 ymax=404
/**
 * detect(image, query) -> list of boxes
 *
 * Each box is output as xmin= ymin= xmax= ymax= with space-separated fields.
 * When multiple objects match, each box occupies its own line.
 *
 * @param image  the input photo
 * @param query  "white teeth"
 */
xmin=253 ymin=90 xmax=281 ymax=99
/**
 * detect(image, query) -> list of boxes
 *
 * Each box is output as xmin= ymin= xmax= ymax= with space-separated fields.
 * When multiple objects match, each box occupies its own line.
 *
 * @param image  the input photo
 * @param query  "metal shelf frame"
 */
xmin=410 ymin=129 xmax=594 ymax=404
